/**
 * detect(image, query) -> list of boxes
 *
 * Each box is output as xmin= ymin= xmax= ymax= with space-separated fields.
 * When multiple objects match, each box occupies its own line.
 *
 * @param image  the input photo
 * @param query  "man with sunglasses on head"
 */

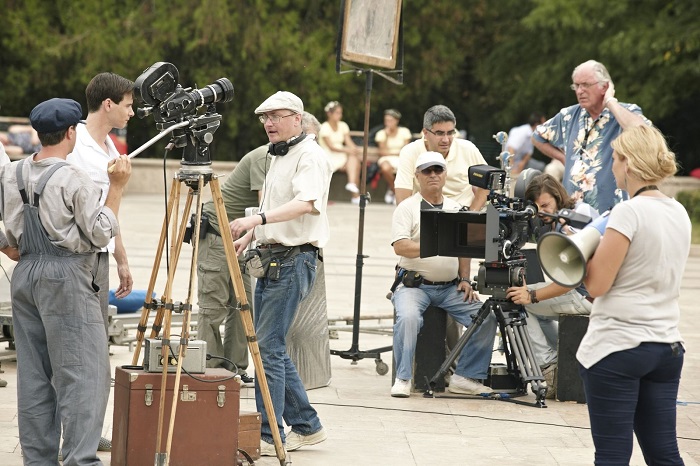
xmin=390 ymin=152 xmax=497 ymax=398
xmin=394 ymin=105 xmax=489 ymax=210
xmin=532 ymin=60 xmax=649 ymax=213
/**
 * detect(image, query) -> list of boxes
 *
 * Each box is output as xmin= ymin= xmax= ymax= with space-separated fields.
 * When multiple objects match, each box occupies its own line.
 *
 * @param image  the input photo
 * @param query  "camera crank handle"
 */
xmin=107 ymin=119 xmax=190 ymax=173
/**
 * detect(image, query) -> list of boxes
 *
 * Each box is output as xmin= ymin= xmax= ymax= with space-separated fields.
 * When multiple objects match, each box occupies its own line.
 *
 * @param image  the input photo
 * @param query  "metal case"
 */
xmin=143 ymin=338 xmax=207 ymax=373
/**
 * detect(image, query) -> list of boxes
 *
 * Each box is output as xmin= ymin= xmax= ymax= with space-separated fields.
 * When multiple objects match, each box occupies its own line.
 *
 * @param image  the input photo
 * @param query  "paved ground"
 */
xmin=0 ymin=190 xmax=699 ymax=465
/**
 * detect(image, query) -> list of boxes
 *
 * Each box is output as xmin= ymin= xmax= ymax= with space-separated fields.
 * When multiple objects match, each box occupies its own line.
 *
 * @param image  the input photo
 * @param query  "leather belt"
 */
xmin=422 ymin=278 xmax=458 ymax=286
xmin=258 ymin=243 xmax=285 ymax=249
xmin=258 ymin=243 xmax=318 ymax=253
xmin=585 ymin=296 xmax=595 ymax=304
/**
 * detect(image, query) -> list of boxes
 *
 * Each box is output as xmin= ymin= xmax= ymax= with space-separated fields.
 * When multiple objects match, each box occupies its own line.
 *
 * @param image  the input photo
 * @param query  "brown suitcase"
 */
xmin=111 ymin=366 xmax=240 ymax=466
xmin=237 ymin=411 xmax=262 ymax=461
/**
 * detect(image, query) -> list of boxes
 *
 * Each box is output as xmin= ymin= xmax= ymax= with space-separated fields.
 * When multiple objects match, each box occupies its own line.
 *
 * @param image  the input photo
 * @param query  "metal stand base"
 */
xmin=425 ymin=298 xmax=548 ymax=408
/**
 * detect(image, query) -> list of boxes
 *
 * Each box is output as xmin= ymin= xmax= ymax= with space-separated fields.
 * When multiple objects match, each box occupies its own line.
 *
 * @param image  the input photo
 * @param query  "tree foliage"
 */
xmin=0 ymin=0 xmax=698 ymax=172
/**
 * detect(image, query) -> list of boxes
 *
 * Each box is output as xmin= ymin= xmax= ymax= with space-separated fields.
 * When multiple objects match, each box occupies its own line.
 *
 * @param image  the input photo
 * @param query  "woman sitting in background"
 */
xmin=579 ymin=124 xmax=690 ymax=464
xmin=375 ymin=109 xmax=412 ymax=204
xmin=318 ymin=101 xmax=362 ymax=204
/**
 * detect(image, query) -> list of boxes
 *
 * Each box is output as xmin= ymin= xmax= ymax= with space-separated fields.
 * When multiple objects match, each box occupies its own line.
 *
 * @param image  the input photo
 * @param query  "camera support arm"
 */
xmin=539 ymin=209 xmax=592 ymax=230
xmin=107 ymin=120 xmax=190 ymax=173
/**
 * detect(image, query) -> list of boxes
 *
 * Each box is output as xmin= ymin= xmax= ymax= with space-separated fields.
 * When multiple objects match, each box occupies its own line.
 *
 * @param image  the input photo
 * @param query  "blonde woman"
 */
xmin=579 ymin=125 xmax=691 ymax=464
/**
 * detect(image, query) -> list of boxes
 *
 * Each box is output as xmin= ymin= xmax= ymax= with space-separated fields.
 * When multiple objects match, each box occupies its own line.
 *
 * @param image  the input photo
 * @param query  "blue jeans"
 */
xmin=254 ymin=251 xmax=323 ymax=444
xmin=579 ymin=342 xmax=685 ymax=465
xmin=392 ymin=283 xmax=497 ymax=381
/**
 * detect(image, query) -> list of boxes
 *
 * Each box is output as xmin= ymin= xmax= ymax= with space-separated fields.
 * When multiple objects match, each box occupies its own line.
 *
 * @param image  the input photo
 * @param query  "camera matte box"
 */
xmin=111 ymin=366 xmax=240 ymax=466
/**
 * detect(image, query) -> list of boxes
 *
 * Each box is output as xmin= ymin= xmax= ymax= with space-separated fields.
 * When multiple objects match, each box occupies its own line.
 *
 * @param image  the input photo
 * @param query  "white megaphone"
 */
xmin=537 ymin=212 xmax=610 ymax=288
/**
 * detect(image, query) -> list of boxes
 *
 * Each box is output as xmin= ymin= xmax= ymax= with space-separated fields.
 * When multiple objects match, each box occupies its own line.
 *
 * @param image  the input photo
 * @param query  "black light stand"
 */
xmin=330 ymin=3 xmax=404 ymax=374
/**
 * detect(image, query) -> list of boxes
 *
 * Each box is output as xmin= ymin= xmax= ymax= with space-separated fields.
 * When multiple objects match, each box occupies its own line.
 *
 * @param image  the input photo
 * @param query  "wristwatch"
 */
xmin=529 ymin=289 xmax=539 ymax=304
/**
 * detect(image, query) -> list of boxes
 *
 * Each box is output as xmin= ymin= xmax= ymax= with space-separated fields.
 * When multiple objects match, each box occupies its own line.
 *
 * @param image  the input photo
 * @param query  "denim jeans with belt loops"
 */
xmin=253 ymin=250 xmax=323 ymax=444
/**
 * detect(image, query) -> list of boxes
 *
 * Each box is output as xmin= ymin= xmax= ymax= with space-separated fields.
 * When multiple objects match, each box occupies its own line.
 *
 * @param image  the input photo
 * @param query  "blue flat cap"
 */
xmin=29 ymin=98 xmax=82 ymax=133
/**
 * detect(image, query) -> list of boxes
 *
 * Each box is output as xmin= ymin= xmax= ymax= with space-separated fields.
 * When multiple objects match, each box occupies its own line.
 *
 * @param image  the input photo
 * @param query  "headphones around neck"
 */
xmin=268 ymin=132 xmax=307 ymax=156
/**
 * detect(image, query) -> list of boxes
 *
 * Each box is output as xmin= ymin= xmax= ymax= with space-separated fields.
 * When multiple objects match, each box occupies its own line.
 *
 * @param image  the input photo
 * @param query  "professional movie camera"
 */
xmin=420 ymin=163 xmax=547 ymax=406
xmin=133 ymin=62 xmax=234 ymax=173
xmin=421 ymin=164 xmax=538 ymax=300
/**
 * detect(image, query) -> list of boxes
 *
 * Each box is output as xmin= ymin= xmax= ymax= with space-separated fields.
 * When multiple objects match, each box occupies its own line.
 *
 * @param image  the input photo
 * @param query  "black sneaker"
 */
xmin=239 ymin=373 xmax=254 ymax=388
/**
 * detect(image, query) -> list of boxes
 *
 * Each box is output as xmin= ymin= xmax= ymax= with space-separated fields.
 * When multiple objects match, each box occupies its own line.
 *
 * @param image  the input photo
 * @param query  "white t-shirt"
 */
xmin=375 ymin=126 xmax=412 ymax=156
xmin=391 ymin=193 xmax=460 ymax=282
xmin=318 ymin=121 xmax=350 ymax=172
xmin=256 ymin=135 xmax=333 ymax=248
xmin=576 ymin=196 xmax=691 ymax=368
xmin=67 ymin=123 xmax=120 ymax=253
xmin=395 ymin=138 xmax=487 ymax=207
xmin=506 ymin=123 xmax=534 ymax=166
xmin=0 ymin=142 xmax=10 ymax=166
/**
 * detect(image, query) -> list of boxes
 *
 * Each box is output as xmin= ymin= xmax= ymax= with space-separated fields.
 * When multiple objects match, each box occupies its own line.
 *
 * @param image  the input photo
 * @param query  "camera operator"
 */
xmin=578 ymin=125 xmax=690 ymax=464
xmin=506 ymin=174 xmax=597 ymax=374
xmin=68 ymin=72 xmax=136 ymax=330
xmin=390 ymin=151 xmax=497 ymax=398
xmin=0 ymin=98 xmax=131 ymax=465
xmin=229 ymin=92 xmax=331 ymax=456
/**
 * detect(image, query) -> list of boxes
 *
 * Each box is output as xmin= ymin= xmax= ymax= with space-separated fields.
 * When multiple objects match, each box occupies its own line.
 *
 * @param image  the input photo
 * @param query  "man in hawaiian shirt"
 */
xmin=532 ymin=60 xmax=649 ymax=212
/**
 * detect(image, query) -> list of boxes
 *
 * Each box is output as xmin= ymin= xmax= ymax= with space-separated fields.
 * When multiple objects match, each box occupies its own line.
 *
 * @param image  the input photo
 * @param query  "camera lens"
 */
xmin=190 ymin=78 xmax=234 ymax=107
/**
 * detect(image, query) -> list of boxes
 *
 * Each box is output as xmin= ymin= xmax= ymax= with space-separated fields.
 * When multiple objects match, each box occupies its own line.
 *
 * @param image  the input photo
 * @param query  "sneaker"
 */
xmin=448 ymin=374 xmax=493 ymax=395
xmin=384 ymin=190 xmax=395 ymax=205
xmin=286 ymin=427 xmax=327 ymax=451
xmin=350 ymin=196 xmax=360 ymax=205
xmin=345 ymin=182 xmax=360 ymax=194
xmin=260 ymin=440 xmax=284 ymax=457
xmin=542 ymin=364 xmax=557 ymax=400
xmin=391 ymin=378 xmax=411 ymax=398
xmin=98 ymin=436 xmax=111 ymax=451
xmin=238 ymin=373 xmax=254 ymax=388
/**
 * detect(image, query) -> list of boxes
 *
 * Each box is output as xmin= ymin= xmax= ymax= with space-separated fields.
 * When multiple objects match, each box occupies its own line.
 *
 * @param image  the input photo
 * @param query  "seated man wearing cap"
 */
xmin=230 ymin=91 xmax=332 ymax=455
xmin=390 ymin=151 xmax=497 ymax=397
xmin=0 ymin=98 xmax=131 ymax=464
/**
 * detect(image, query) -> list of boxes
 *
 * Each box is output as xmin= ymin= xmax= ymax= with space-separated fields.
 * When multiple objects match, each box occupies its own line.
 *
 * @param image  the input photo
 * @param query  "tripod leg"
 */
xmin=209 ymin=177 xmax=286 ymax=464
xmin=502 ymin=309 xmax=547 ymax=406
xmin=132 ymin=176 xmax=180 ymax=365
xmin=426 ymin=301 xmax=493 ymax=392
xmin=154 ymin=183 xmax=199 ymax=463
xmin=164 ymin=176 xmax=204 ymax=462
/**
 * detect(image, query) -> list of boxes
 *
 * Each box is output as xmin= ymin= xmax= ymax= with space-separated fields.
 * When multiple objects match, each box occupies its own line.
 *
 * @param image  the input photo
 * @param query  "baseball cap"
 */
xmin=29 ymin=98 xmax=82 ymax=133
xmin=254 ymin=91 xmax=304 ymax=115
xmin=415 ymin=151 xmax=447 ymax=171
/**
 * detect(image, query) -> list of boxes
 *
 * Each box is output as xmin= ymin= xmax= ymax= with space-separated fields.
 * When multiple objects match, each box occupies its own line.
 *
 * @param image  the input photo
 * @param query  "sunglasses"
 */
xmin=419 ymin=166 xmax=445 ymax=175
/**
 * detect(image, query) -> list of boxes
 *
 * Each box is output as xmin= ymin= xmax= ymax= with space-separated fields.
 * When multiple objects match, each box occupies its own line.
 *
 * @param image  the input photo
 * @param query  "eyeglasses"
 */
xmin=570 ymin=82 xmax=601 ymax=91
xmin=258 ymin=113 xmax=296 ymax=124
xmin=425 ymin=128 xmax=457 ymax=138
xmin=419 ymin=166 xmax=445 ymax=175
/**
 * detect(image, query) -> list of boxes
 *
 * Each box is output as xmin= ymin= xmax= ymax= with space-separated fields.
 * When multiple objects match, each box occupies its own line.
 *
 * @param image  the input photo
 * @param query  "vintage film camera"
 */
xmin=420 ymin=165 xmax=538 ymax=300
xmin=134 ymin=62 xmax=234 ymax=173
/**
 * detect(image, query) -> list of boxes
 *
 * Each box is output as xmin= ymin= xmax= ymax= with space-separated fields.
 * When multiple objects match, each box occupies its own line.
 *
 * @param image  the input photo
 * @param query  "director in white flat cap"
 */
xmin=229 ymin=91 xmax=332 ymax=455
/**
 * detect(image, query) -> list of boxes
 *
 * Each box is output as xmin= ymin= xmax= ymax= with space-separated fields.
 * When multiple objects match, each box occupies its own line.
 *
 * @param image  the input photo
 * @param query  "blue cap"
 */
xmin=29 ymin=98 xmax=82 ymax=133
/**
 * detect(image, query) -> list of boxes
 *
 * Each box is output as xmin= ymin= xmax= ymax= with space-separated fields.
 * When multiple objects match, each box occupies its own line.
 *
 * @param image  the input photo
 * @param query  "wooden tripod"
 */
xmin=129 ymin=168 xmax=286 ymax=465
